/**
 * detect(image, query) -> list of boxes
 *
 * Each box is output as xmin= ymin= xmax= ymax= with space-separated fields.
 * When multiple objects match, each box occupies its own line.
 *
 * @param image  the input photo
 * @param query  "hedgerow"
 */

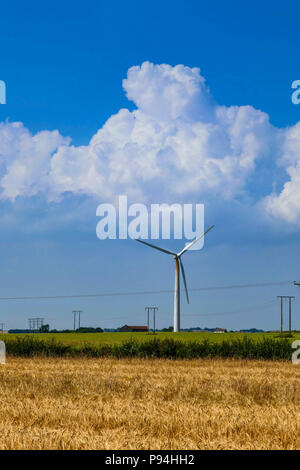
xmin=3 ymin=335 xmax=293 ymax=360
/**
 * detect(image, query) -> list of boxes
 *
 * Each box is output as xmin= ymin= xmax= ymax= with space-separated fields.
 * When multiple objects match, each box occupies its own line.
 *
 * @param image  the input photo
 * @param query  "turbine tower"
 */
xmin=135 ymin=225 xmax=214 ymax=332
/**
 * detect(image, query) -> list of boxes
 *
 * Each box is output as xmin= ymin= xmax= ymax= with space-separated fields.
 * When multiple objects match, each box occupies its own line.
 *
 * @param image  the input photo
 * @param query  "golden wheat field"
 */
xmin=0 ymin=357 xmax=299 ymax=450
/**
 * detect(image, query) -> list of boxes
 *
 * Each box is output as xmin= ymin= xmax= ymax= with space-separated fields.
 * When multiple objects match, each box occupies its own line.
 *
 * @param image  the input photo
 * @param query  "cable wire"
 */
xmin=0 ymin=280 xmax=292 ymax=301
xmin=183 ymin=300 xmax=278 ymax=317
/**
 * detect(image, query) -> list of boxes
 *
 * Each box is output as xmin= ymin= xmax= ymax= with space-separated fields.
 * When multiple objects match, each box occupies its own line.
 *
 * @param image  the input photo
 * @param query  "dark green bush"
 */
xmin=3 ymin=335 xmax=293 ymax=360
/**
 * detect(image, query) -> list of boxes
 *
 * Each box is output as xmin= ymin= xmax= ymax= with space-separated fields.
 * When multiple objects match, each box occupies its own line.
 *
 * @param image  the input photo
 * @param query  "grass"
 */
xmin=0 ymin=357 xmax=299 ymax=449
xmin=3 ymin=331 xmax=300 ymax=346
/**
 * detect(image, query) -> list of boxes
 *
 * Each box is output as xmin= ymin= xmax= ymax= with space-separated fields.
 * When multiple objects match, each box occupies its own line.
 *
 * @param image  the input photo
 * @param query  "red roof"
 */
xmin=121 ymin=325 xmax=148 ymax=330
xmin=128 ymin=326 xmax=148 ymax=330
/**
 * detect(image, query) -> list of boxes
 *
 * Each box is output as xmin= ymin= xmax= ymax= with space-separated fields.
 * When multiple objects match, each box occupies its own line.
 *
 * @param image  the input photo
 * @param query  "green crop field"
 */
xmin=3 ymin=331 xmax=300 ymax=346
xmin=2 ymin=331 xmax=300 ymax=359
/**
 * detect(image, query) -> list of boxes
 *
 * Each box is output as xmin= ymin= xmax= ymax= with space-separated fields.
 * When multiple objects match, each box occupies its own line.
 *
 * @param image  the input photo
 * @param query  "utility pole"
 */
xmin=294 ymin=281 xmax=300 ymax=331
xmin=278 ymin=296 xmax=283 ymax=334
xmin=72 ymin=310 xmax=83 ymax=331
xmin=28 ymin=318 xmax=44 ymax=333
xmin=145 ymin=306 xmax=158 ymax=333
xmin=153 ymin=307 xmax=158 ymax=334
xmin=145 ymin=307 xmax=151 ymax=333
xmin=0 ymin=323 xmax=4 ymax=334
xmin=277 ymin=296 xmax=295 ymax=333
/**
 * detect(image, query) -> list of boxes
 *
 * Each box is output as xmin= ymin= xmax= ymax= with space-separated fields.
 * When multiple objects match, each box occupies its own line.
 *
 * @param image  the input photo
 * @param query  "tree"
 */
xmin=39 ymin=324 xmax=50 ymax=333
xmin=161 ymin=326 xmax=173 ymax=332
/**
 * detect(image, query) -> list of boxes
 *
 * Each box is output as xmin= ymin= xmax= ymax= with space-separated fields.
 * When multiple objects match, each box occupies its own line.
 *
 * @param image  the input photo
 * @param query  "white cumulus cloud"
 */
xmin=0 ymin=61 xmax=299 ymax=225
xmin=49 ymin=62 xmax=274 ymax=203
xmin=0 ymin=121 xmax=69 ymax=200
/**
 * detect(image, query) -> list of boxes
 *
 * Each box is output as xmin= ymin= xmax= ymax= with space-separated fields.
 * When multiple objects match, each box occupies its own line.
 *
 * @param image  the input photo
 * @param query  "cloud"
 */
xmin=123 ymin=62 xmax=214 ymax=122
xmin=0 ymin=121 xmax=69 ymax=200
xmin=49 ymin=62 xmax=275 ymax=203
xmin=0 ymin=61 xmax=299 ymax=225
xmin=262 ymin=123 xmax=300 ymax=223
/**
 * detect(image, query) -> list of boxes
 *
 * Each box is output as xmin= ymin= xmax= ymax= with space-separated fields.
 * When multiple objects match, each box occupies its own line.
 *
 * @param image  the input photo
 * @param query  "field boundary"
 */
xmin=2 ymin=336 xmax=295 ymax=360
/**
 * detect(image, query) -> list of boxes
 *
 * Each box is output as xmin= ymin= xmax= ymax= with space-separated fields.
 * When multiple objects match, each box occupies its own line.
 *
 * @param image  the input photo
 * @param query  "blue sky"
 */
xmin=0 ymin=0 xmax=300 ymax=331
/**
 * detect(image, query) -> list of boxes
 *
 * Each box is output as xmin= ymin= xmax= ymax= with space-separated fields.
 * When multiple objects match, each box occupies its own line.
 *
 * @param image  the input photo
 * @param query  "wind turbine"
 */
xmin=135 ymin=225 xmax=214 ymax=332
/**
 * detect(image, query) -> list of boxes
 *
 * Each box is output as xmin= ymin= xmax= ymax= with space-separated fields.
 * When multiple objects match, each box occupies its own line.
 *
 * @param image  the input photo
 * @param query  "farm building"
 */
xmin=120 ymin=325 xmax=148 ymax=332
xmin=214 ymin=328 xmax=227 ymax=333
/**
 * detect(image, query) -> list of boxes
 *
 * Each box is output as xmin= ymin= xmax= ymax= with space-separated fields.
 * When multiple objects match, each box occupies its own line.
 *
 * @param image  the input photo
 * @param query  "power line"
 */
xmin=183 ymin=300 xmax=277 ymax=317
xmin=0 ymin=280 xmax=291 ymax=301
xmin=22 ymin=298 xmax=289 ymax=327
xmin=89 ymin=300 xmax=279 ymax=321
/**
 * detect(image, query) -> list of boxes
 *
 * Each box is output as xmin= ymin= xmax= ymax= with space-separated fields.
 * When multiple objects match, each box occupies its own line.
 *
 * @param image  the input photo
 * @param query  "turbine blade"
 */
xmin=135 ymin=238 xmax=177 ymax=256
xmin=178 ymin=225 xmax=214 ymax=257
xmin=179 ymin=258 xmax=189 ymax=304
